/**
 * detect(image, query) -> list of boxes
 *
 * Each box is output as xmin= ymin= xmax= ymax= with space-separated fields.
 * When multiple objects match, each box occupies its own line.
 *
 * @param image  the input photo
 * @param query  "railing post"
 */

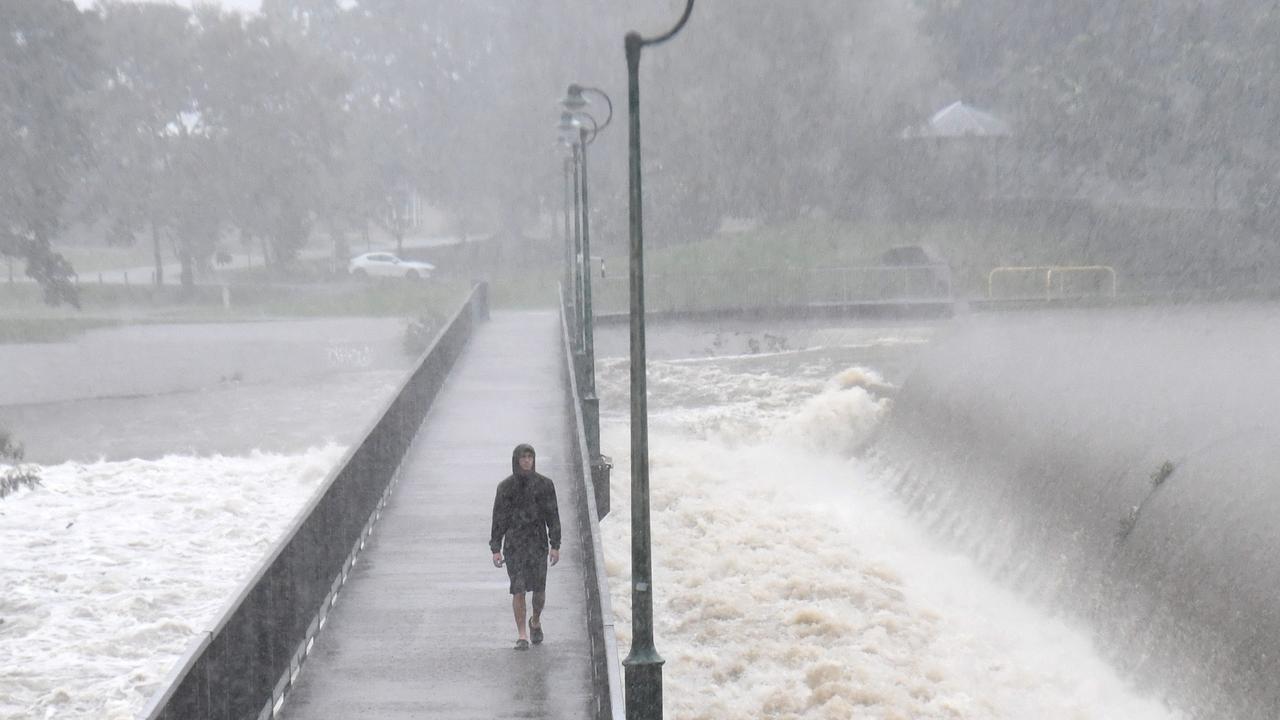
xmin=590 ymin=450 xmax=612 ymax=520
xmin=583 ymin=393 xmax=608 ymax=521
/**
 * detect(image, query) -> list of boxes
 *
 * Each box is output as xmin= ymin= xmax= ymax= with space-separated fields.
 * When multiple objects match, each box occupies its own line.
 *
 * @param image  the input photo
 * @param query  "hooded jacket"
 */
xmin=489 ymin=444 xmax=561 ymax=555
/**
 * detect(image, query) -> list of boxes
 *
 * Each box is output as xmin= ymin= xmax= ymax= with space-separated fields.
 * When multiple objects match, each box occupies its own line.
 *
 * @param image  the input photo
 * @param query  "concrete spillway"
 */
xmin=869 ymin=303 xmax=1280 ymax=719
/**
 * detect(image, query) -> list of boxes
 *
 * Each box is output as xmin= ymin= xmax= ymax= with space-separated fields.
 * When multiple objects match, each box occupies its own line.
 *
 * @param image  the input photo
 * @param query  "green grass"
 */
xmin=0 ymin=316 xmax=122 ymax=343
xmin=586 ymin=208 xmax=1277 ymax=313
xmin=635 ymin=217 xmax=1040 ymax=284
xmin=246 ymin=280 xmax=472 ymax=318
xmin=587 ymin=217 xmax=1041 ymax=313
xmin=0 ymin=277 xmax=472 ymax=342
xmin=57 ymin=243 xmax=163 ymax=275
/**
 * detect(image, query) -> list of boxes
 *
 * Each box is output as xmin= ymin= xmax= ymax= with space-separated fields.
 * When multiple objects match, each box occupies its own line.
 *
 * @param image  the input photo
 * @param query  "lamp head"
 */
xmin=557 ymin=111 xmax=580 ymax=146
xmin=561 ymin=84 xmax=587 ymax=112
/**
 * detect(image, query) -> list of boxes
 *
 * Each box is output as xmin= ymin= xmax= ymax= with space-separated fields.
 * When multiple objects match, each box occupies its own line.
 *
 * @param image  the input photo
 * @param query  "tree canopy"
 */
xmin=0 ymin=0 xmax=98 ymax=306
xmin=4 ymin=0 xmax=1280 ymax=301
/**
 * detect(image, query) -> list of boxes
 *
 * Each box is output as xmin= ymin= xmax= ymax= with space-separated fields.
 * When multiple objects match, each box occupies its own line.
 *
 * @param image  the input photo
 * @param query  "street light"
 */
xmin=560 ymin=151 xmax=575 ymax=334
xmin=560 ymin=85 xmax=613 ymax=399
xmin=622 ymin=2 xmax=695 ymax=719
xmin=557 ymin=111 xmax=585 ymax=353
xmin=560 ymin=88 xmax=613 ymax=480
xmin=560 ymin=86 xmax=615 ymax=515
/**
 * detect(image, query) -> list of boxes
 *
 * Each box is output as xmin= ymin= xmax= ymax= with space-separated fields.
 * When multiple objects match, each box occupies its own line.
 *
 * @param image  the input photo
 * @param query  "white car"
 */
xmin=348 ymin=252 xmax=435 ymax=280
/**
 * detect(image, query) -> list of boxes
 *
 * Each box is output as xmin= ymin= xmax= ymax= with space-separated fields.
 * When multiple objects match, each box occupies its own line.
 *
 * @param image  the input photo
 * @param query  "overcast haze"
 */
xmin=76 ymin=0 xmax=261 ymax=12
xmin=5 ymin=1 xmax=1280 ymax=719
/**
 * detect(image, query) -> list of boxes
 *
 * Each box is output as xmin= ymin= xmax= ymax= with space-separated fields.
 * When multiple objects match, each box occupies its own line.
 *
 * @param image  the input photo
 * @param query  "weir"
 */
xmin=869 ymin=303 xmax=1280 ymax=719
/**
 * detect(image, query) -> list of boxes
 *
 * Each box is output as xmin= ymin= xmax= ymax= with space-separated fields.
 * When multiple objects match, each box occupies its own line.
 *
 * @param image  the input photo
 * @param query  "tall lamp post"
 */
xmin=622 ymin=2 xmax=695 ymax=719
xmin=558 ymin=112 xmax=586 ymax=353
xmin=561 ymin=153 xmax=575 ymax=334
xmin=560 ymin=85 xmax=613 ymax=397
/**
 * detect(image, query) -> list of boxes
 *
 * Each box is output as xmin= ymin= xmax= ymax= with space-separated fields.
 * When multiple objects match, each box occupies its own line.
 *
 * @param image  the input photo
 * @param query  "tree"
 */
xmin=88 ymin=2 xmax=199 ymax=287
xmin=638 ymin=0 xmax=937 ymax=236
xmin=263 ymin=0 xmax=598 ymax=246
xmin=263 ymin=0 xmax=433 ymax=255
xmin=918 ymin=0 xmax=1280 ymax=207
xmin=197 ymin=9 xmax=347 ymax=273
xmin=0 ymin=0 xmax=98 ymax=306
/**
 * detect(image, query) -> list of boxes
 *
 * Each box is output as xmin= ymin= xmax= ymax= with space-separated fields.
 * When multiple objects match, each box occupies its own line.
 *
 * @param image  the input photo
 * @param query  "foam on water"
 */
xmin=599 ymin=356 xmax=1181 ymax=719
xmin=0 ymin=444 xmax=346 ymax=720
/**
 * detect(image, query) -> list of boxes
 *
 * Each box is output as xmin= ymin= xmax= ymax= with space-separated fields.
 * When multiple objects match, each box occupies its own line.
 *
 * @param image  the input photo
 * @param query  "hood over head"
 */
xmin=512 ymin=443 xmax=536 ymax=475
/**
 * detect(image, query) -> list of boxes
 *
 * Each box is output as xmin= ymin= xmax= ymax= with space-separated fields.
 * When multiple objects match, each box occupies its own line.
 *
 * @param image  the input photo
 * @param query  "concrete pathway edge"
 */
xmin=558 ymin=307 xmax=626 ymax=720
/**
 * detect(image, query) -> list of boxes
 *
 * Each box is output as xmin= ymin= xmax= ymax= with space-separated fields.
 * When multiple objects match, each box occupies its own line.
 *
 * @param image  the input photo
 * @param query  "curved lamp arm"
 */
xmin=641 ymin=0 xmax=694 ymax=47
xmin=577 ymin=111 xmax=601 ymax=145
xmin=569 ymin=84 xmax=614 ymax=134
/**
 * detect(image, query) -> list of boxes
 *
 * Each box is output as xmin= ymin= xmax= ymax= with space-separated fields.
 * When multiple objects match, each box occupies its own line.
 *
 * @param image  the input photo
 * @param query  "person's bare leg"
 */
xmin=530 ymin=591 xmax=545 ymax=629
xmin=513 ymin=593 xmax=529 ymax=641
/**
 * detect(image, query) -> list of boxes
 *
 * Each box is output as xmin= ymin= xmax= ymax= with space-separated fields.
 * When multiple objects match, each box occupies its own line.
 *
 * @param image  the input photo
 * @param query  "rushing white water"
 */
xmin=596 ymin=344 xmax=1182 ymax=719
xmin=0 ymin=445 xmax=346 ymax=720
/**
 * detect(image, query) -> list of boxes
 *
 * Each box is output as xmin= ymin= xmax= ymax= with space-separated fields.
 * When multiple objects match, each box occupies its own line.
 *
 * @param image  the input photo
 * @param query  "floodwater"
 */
xmin=0 ymin=445 xmax=346 ymax=719
xmin=594 ymin=319 xmax=1182 ymax=720
xmin=0 ymin=319 xmax=412 ymax=719
xmin=0 ymin=313 xmax=1207 ymax=719
xmin=0 ymin=318 xmax=414 ymax=463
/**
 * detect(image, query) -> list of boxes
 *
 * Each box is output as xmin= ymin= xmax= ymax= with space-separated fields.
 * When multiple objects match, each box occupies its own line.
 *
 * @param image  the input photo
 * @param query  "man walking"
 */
xmin=490 ymin=443 xmax=561 ymax=650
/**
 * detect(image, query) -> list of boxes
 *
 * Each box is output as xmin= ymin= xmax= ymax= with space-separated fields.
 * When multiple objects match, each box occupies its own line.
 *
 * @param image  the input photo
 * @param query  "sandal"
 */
xmin=530 ymin=622 xmax=544 ymax=645
xmin=514 ymin=638 xmax=530 ymax=651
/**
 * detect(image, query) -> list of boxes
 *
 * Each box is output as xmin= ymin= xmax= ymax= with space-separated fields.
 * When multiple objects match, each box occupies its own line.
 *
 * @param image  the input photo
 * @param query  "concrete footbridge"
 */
xmin=140 ymin=286 xmax=622 ymax=720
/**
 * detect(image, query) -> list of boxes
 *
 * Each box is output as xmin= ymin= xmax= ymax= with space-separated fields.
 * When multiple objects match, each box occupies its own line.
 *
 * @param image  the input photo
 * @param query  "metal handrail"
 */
xmin=987 ymin=265 xmax=1117 ymax=300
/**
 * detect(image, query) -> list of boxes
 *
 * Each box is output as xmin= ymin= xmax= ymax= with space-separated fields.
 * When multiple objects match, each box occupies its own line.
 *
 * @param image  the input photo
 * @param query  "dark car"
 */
xmin=876 ymin=245 xmax=952 ymax=299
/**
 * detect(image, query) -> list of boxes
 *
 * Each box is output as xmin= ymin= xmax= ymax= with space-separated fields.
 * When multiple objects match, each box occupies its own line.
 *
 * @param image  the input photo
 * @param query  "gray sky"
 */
xmin=199 ymin=0 xmax=260 ymax=12
xmin=76 ymin=0 xmax=261 ymax=14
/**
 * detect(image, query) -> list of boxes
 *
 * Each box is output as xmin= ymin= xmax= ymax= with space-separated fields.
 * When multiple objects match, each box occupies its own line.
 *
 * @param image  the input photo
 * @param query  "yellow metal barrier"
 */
xmin=988 ymin=265 xmax=1117 ymax=300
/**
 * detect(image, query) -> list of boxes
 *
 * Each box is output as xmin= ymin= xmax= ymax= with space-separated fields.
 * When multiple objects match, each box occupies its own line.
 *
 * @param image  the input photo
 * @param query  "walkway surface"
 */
xmin=280 ymin=310 xmax=596 ymax=720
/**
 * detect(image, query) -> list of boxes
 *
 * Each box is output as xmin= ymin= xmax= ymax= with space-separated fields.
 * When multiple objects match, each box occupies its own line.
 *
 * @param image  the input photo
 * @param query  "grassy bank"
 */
xmin=0 ymin=316 xmax=123 ymax=343
xmin=586 ymin=217 xmax=1030 ymax=313
xmin=55 ymin=242 xmax=159 ymax=275
xmin=630 ymin=217 xmax=1043 ymax=291
xmin=0 ymin=278 xmax=471 ymax=342
xmin=587 ymin=209 xmax=1276 ymax=312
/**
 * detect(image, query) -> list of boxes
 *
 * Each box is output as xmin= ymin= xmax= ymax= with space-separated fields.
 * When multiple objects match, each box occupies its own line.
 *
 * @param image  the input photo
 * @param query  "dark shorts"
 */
xmin=505 ymin=548 xmax=548 ymax=594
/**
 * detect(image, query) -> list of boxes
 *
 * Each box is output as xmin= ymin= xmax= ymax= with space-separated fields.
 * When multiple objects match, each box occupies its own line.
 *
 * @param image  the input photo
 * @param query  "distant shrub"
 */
xmin=0 ymin=431 xmax=40 ymax=500
xmin=402 ymin=315 xmax=437 ymax=356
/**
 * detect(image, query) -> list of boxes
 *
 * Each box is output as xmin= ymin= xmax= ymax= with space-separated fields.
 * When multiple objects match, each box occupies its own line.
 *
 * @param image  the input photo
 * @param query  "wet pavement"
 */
xmin=279 ymin=310 xmax=596 ymax=720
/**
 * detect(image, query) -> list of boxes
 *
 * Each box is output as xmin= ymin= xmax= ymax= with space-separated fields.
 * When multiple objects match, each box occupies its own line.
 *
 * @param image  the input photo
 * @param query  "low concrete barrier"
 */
xmin=869 ymin=305 xmax=1280 ymax=720
xmin=559 ymin=291 xmax=625 ymax=720
xmin=592 ymin=265 xmax=954 ymax=325
xmin=140 ymin=283 xmax=489 ymax=720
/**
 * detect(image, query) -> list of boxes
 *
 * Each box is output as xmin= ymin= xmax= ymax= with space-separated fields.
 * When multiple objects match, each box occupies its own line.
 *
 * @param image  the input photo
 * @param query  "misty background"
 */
xmin=6 ymin=3 xmax=1280 ymax=718
xmin=4 ymin=0 xmax=1278 ymax=308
